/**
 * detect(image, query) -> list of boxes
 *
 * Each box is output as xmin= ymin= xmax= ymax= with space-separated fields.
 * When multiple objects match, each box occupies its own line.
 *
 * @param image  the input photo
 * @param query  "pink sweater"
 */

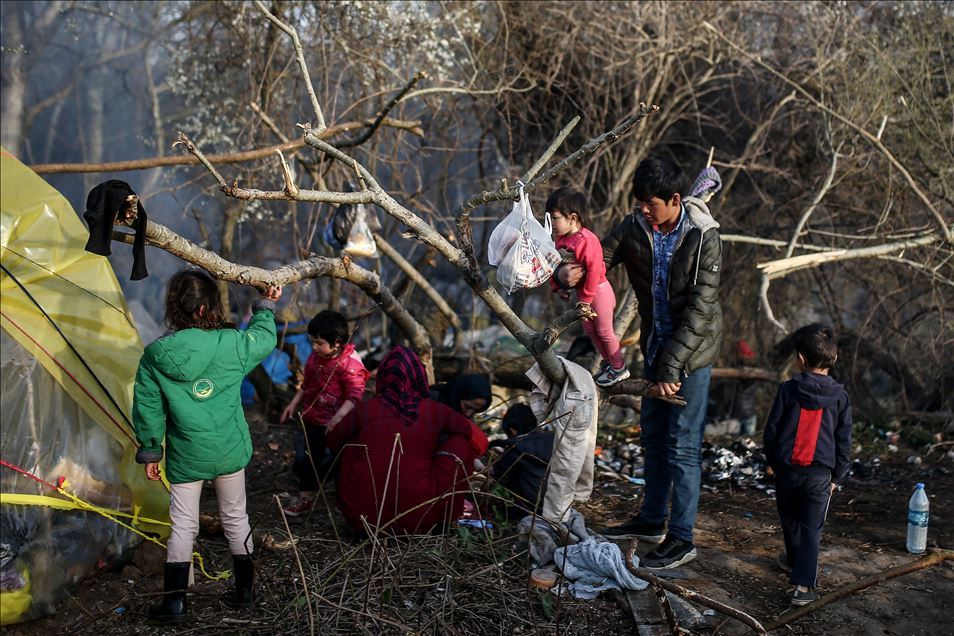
xmin=552 ymin=227 xmax=607 ymax=304
xmin=299 ymin=344 xmax=368 ymax=426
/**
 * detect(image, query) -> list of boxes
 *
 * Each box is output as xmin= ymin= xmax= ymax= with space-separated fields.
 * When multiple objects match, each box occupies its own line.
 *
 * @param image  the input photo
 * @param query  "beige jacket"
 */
xmin=526 ymin=357 xmax=599 ymax=523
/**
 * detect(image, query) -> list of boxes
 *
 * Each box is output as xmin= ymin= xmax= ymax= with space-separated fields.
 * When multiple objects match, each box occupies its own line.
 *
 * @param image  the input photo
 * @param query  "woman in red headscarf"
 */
xmin=327 ymin=347 xmax=488 ymax=534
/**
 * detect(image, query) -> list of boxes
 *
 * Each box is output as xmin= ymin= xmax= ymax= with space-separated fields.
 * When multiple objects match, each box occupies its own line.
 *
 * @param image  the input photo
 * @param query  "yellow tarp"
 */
xmin=0 ymin=149 xmax=170 ymax=624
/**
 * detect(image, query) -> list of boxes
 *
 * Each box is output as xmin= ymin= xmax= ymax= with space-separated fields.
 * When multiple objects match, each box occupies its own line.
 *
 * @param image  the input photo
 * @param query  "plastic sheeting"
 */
xmin=0 ymin=149 xmax=170 ymax=625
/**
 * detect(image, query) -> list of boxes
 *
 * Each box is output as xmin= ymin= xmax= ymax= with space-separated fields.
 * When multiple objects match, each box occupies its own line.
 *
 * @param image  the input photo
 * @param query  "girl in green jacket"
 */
xmin=132 ymin=270 xmax=280 ymax=624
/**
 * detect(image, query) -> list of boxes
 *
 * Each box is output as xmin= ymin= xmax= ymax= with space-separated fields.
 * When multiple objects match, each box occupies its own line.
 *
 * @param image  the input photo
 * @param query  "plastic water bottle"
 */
xmin=906 ymin=483 xmax=929 ymax=554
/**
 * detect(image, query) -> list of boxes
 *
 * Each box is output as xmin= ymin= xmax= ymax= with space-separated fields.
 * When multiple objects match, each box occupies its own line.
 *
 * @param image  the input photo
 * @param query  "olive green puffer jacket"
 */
xmin=602 ymin=197 xmax=722 ymax=383
xmin=132 ymin=303 xmax=276 ymax=483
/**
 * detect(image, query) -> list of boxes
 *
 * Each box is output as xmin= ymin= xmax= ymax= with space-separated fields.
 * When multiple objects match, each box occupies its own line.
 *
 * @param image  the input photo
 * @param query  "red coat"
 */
xmin=299 ymin=344 xmax=368 ymax=426
xmin=328 ymin=396 xmax=488 ymax=533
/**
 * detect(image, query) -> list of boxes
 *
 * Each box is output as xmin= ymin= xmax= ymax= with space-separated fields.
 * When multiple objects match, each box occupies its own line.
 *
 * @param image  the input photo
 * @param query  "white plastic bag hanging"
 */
xmin=488 ymin=198 xmax=523 ymax=266
xmin=493 ymin=183 xmax=561 ymax=294
xmin=343 ymin=204 xmax=378 ymax=258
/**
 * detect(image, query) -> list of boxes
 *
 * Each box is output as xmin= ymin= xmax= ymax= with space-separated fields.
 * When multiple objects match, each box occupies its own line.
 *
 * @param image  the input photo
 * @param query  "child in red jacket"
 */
xmin=281 ymin=310 xmax=368 ymax=516
xmin=548 ymin=187 xmax=629 ymax=387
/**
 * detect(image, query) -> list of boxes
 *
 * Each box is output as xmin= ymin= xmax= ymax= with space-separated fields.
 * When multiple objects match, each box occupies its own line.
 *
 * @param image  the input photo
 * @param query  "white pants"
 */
xmin=167 ymin=469 xmax=253 ymax=563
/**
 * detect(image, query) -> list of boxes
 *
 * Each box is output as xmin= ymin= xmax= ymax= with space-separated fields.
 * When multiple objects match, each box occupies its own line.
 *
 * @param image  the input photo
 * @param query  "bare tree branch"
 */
xmin=172 ymin=132 xmax=372 ymax=204
xmin=702 ymin=20 xmax=952 ymax=243
xmin=457 ymin=104 xmax=659 ymax=218
xmin=623 ymin=541 xmax=767 ymax=634
xmin=111 ymin=222 xmax=431 ymax=363
xmin=763 ymin=549 xmax=954 ymax=633
xmin=457 ymin=115 xmax=580 ymax=260
xmin=338 ymin=71 xmax=426 ymax=148
xmin=758 ymin=233 xmax=947 ymax=278
xmin=759 ymin=274 xmax=788 ymax=335
xmin=785 ymin=148 xmax=839 ymax=258
xmin=373 ymin=232 xmax=463 ymax=352
xmin=253 ymin=0 xmax=326 ymax=131
xmin=28 ymin=118 xmax=422 ymax=174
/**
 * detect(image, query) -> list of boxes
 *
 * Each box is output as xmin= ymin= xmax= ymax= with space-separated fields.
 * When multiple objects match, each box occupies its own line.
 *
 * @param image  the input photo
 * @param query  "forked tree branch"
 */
xmin=168 ymin=79 xmax=659 ymax=389
xmin=456 ymin=105 xmax=659 ymax=219
xmin=623 ymin=541 xmax=767 ymax=633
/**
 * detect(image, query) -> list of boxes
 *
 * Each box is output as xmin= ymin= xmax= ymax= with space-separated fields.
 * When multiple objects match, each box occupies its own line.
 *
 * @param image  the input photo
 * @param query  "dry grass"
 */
xmin=5 ymin=414 xmax=629 ymax=636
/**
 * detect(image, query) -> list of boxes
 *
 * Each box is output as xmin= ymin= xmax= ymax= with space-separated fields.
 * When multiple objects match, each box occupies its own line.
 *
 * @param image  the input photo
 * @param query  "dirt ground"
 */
xmin=6 ymin=408 xmax=952 ymax=635
xmin=594 ymin=448 xmax=954 ymax=636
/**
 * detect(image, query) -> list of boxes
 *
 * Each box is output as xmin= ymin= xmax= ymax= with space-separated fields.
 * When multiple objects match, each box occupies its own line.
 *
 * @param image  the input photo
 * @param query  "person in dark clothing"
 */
xmin=490 ymin=404 xmax=554 ymax=517
xmin=571 ymin=154 xmax=722 ymax=569
xmin=431 ymin=374 xmax=492 ymax=419
xmin=763 ymin=324 xmax=852 ymax=606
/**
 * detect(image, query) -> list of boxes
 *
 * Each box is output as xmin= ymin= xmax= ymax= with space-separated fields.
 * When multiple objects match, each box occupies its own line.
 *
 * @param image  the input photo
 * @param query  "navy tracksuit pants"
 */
xmin=775 ymin=469 xmax=833 ymax=587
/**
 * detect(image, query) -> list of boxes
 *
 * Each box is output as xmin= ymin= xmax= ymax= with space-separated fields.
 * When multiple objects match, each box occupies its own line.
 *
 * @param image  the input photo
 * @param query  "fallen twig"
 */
xmin=624 ymin=541 xmax=767 ymax=634
xmin=763 ymin=548 xmax=954 ymax=632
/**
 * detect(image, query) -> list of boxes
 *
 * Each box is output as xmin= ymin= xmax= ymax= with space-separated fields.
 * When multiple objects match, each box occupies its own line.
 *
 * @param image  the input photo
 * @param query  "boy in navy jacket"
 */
xmin=763 ymin=324 xmax=852 ymax=606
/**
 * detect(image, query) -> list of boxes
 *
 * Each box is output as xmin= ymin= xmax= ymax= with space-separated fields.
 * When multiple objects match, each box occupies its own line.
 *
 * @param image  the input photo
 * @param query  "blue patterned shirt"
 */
xmin=647 ymin=207 xmax=686 ymax=366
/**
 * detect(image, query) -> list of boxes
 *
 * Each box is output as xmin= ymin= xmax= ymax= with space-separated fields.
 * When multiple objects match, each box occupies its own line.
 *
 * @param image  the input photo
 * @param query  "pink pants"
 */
xmin=577 ymin=280 xmax=624 ymax=369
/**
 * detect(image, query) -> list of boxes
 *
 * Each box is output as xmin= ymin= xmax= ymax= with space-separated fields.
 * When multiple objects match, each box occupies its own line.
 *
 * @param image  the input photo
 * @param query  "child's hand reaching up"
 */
xmin=262 ymin=284 xmax=282 ymax=301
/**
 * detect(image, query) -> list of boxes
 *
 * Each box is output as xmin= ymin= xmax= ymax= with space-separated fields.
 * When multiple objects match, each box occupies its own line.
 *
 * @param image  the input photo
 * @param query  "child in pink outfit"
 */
xmin=280 ymin=309 xmax=369 ymax=516
xmin=547 ymin=187 xmax=630 ymax=387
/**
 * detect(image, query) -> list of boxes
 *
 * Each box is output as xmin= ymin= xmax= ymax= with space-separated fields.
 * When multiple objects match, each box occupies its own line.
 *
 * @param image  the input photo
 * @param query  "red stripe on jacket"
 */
xmin=791 ymin=407 xmax=823 ymax=466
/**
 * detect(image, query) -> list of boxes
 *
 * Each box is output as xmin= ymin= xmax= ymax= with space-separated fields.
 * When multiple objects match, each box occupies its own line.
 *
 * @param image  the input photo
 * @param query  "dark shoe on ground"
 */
xmin=229 ymin=554 xmax=256 ymax=608
xmin=600 ymin=517 xmax=666 ymax=543
xmin=642 ymin=536 xmax=698 ymax=569
xmin=791 ymin=587 xmax=820 ymax=606
xmin=147 ymin=562 xmax=191 ymax=624
xmin=595 ymin=364 xmax=631 ymax=387
xmin=776 ymin=551 xmax=792 ymax=574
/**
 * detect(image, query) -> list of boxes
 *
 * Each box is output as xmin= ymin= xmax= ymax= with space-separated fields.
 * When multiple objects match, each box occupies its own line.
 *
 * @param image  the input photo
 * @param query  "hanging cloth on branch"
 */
xmin=83 ymin=180 xmax=149 ymax=280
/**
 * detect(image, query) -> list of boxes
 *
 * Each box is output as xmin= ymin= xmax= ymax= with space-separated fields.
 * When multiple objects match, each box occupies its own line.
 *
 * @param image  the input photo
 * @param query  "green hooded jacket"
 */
xmin=132 ymin=304 xmax=277 ymax=483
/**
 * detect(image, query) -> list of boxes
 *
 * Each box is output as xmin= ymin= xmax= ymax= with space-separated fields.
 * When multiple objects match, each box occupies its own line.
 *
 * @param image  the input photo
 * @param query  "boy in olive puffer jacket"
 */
xmin=565 ymin=154 xmax=722 ymax=569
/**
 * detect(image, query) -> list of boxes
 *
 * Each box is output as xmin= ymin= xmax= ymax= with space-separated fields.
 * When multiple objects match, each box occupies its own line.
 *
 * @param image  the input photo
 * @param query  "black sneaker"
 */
xmin=599 ymin=517 xmax=666 ymax=543
xmin=791 ymin=588 xmax=819 ymax=606
xmin=642 ymin=535 xmax=697 ymax=569
xmin=776 ymin=551 xmax=792 ymax=574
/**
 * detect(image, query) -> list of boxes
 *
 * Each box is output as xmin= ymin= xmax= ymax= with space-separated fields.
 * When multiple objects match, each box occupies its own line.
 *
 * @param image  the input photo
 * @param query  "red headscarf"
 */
xmin=376 ymin=346 xmax=430 ymax=425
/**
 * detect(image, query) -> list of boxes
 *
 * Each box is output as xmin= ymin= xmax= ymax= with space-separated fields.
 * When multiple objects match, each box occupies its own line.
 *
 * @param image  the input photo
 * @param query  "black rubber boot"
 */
xmin=229 ymin=554 xmax=256 ymax=608
xmin=147 ymin=562 xmax=191 ymax=624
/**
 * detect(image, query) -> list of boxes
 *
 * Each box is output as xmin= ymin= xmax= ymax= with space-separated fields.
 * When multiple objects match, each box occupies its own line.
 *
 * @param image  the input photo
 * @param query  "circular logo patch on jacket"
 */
xmin=192 ymin=379 xmax=214 ymax=399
